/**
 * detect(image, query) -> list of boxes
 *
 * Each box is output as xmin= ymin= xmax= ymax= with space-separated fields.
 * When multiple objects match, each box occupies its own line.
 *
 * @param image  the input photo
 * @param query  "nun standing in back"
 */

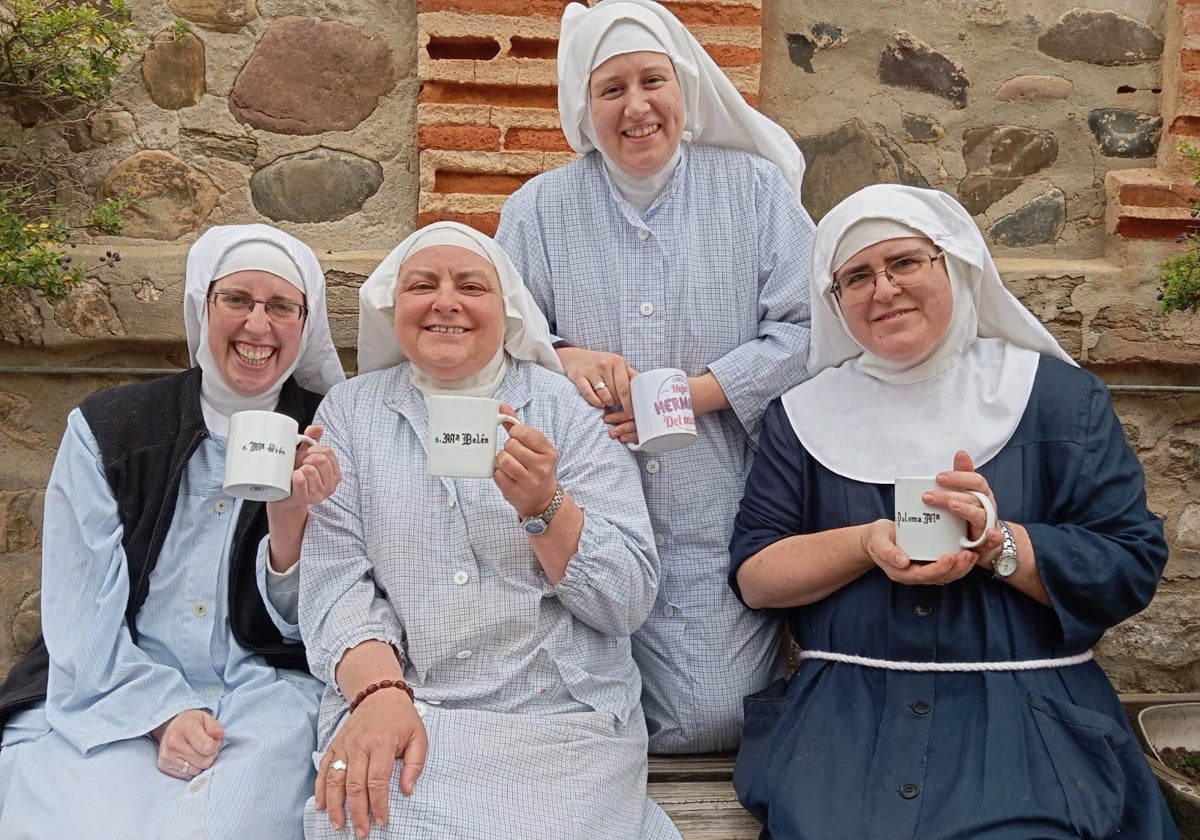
xmin=729 ymin=184 xmax=1177 ymax=839
xmin=298 ymin=222 xmax=680 ymax=839
xmin=497 ymin=0 xmax=815 ymax=754
xmin=0 ymin=224 xmax=344 ymax=839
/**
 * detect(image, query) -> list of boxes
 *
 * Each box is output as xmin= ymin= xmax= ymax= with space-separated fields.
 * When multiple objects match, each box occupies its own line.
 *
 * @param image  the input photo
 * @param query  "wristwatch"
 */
xmin=992 ymin=520 xmax=1019 ymax=580
xmin=520 ymin=485 xmax=564 ymax=536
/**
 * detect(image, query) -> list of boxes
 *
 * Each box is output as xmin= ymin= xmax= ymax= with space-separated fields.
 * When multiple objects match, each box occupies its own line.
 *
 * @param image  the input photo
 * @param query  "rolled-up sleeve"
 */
xmin=707 ymin=167 xmax=815 ymax=442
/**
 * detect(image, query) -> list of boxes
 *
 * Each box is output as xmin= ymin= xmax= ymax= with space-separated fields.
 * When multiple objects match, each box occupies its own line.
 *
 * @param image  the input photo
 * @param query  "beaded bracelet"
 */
xmin=349 ymin=678 xmax=415 ymax=713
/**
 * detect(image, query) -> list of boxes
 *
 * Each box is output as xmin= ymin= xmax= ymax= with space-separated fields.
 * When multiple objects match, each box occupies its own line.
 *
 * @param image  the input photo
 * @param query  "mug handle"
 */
xmin=958 ymin=491 xmax=997 ymax=549
xmin=297 ymin=434 xmax=319 ymax=448
xmin=625 ymin=440 xmax=646 ymax=452
xmin=497 ymin=413 xmax=522 ymax=426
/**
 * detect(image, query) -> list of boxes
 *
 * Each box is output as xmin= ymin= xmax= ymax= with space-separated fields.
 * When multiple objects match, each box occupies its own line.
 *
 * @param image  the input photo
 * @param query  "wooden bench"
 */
xmin=648 ymin=754 xmax=760 ymax=839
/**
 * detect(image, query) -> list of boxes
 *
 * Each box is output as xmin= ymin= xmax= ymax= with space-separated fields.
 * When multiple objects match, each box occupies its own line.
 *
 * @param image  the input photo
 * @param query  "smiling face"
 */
xmin=588 ymin=50 xmax=685 ymax=178
xmin=394 ymin=245 xmax=506 ymax=381
xmin=206 ymin=270 xmax=306 ymax=397
xmin=834 ymin=236 xmax=954 ymax=366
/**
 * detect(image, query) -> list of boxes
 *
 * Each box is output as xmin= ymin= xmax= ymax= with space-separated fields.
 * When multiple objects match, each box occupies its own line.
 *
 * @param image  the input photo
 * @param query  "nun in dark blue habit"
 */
xmin=729 ymin=184 xmax=1178 ymax=839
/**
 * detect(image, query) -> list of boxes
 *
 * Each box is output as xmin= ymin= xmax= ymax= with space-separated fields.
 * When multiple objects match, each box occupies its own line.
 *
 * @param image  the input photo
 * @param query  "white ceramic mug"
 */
xmin=894 ymin=477 xmax=997 ymax=562
xmin=224 ymin=410 xmax=318 ymax=502
xmin=626 ymin=368 xmax=697 ymax=454
xmin=426 ymin=395 xmax=521 ymax=478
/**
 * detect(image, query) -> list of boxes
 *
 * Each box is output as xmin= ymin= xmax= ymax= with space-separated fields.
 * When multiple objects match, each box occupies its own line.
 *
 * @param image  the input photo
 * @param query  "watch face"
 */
xmin=522 ymin=518 xmax=548 ymax=536
xmin=994 ymin=553 xmax=1018 ymax=578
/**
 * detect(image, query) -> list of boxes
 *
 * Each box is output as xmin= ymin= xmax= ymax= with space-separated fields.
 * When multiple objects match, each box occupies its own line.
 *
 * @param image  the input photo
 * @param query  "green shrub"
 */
xmin=0 ymin=186 xmax=129 ymax=300
xmin=0 ymin=0 xmax=139 ymax=107
xmin=0 ymin=0 xmax=140 ymax=300
xmin=1158 ymin=141 xmax=1200 ymax=314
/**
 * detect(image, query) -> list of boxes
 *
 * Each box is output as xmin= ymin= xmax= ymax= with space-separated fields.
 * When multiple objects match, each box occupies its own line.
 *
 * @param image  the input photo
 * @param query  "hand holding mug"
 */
xmin=623 ymin=369 xmax=697 ymax=454
xmin=224 ymin=410 xmax=319 ymax=502
xmin=270 ymin=425 xmax=341 ymax=512
xmin=493 ymin=405 xmax=559 ymax=518
xmin=933 ymin=450 xmax=1001 ymax=546
xmin=864 ymin=517 xmax=981 ymax=586
xmin=426 ymin=396 xmax=520 ymax=478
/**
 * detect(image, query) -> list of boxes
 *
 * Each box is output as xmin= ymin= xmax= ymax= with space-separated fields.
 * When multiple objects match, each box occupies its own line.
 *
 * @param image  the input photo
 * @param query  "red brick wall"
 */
xmin=415 ymin=0 xmax=762 ymax=235
xmin=1112 ymin=0 xmax=1200 ymax=240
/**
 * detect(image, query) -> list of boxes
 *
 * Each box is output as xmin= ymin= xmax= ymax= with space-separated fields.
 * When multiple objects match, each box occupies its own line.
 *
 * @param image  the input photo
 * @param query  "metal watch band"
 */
xmin=992 ymin=520 xmax=1019 ymax=580
xmin=539 ymin=485 xmax=564 ymax=525
xmin=521 ymin=485 xmax=564 ymax=532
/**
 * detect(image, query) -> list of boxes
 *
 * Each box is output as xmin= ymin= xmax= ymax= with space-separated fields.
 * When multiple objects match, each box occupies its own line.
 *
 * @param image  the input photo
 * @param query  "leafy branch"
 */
xmin=0 ymin=0 xmax=139 ymax=301
xmin=0 ymin=0 xmax=139 ymax=108
xmin=1158 ymin=141 xmax=1200 ymax=314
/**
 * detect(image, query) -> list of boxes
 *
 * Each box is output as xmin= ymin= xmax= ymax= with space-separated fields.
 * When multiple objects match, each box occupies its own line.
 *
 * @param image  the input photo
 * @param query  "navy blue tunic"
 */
xmin=729 ymin=357 xmax=1178 ymax=840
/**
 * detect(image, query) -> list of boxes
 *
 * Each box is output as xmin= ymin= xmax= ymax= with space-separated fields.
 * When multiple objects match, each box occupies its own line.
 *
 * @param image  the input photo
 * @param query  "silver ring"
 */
xmin=330 ymin=758 xmax=347 ymax=772
xmin=594 ymin=380 xmax=607 ymax=390
xmin=180 ymin=760 xmax=190 ymax=775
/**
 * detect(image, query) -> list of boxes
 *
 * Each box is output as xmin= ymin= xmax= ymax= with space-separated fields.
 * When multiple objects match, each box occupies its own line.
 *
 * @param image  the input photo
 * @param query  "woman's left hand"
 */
xmin=863 ymin=519 xmax=980 ymax=586
xmin=926 ymin=450 xmax=1002 ymax=549
xmin=601 ymin=408 xmax=638 ymax=444
xmin=494 ymin=405 xmax=559 ymax=518
xmin=271 ymin=425 xmax=342 ymax=512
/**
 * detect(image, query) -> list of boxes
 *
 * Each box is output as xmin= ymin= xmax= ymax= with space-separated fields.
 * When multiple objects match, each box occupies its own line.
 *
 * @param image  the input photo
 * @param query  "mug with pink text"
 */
xmin=627 ymin=368 xmax=697 ymax=454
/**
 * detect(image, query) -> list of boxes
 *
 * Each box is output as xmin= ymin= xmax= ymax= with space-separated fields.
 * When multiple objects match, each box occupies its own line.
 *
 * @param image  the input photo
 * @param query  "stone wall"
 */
xmin=0 ymin=0 xmax=1198 ymax=691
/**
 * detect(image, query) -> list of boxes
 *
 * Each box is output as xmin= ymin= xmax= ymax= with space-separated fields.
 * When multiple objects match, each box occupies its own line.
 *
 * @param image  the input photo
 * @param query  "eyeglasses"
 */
xmin=831 ymin=251 xmax=946 ymax=305
xmin=208 ymin=291 xmax=307 ymax=323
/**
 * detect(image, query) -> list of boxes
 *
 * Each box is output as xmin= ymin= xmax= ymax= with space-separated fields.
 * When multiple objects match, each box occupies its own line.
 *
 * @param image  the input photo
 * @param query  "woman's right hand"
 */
xmin=315 ymin=691 xmax=429 ymax=837
xmin=151 ymin=709 xmax=224 ymax=780
xmin=556 ymin=346 xmax=637 ymax=412
xmin=861 ymin=518 xmax=979 ymax=586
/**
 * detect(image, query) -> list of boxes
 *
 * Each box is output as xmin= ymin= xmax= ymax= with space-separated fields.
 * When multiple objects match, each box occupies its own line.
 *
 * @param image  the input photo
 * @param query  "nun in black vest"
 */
xmin=0 ymin=224 xmax=344 ymax=839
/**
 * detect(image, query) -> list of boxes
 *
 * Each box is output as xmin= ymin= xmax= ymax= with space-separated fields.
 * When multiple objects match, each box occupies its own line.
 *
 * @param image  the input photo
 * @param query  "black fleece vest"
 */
xmin=0 ymin=368 xmax=323 ymax=728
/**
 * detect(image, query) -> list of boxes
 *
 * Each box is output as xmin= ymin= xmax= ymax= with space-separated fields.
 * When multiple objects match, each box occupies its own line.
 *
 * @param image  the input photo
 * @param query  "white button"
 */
xmin=453 ymin=571 xmax=469 ymax=586
xmin=413 ymin=700 xmax=429 ymax=718
xmin=192 ymin=601 xmax=209 ymax=617
xmin=639 ymin=302 xmax=654 ymax=316
xmin=646 ymin=460 xmax=660 ymax=474
xmin=637 ymin=228 xmax=650 ymax=241
xmin=214 ymin=499 xmax=229 ymax=513
xmin=455 ymin=650 xmax=473 ymax=660
xmin=204 ymin=686 xmax=218 ymax=698
xmin=654 ymin=533 xmax=665 ymax=547
xmin=189 ymin=777 xmax=207 ymax=793
xmin=663 ymin=604 xmax=675 ymax=617
xmin=448 ymin=497 xmax=457 ymax=508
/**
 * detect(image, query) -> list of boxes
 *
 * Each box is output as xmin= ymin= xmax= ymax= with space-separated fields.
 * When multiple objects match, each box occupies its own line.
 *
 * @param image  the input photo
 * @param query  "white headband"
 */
xmin=833 ymin=220 xmax=928 ymax=273
xmin=591 ymin=20 xmax=668 ymax=72
xmin=212 ymin=240 xmax=304 ymax=291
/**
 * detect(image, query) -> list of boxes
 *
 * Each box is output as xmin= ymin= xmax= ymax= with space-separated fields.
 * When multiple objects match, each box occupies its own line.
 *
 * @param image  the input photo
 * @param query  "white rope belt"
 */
xmin=799 ymin=649 xmax=1094 ymax=672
